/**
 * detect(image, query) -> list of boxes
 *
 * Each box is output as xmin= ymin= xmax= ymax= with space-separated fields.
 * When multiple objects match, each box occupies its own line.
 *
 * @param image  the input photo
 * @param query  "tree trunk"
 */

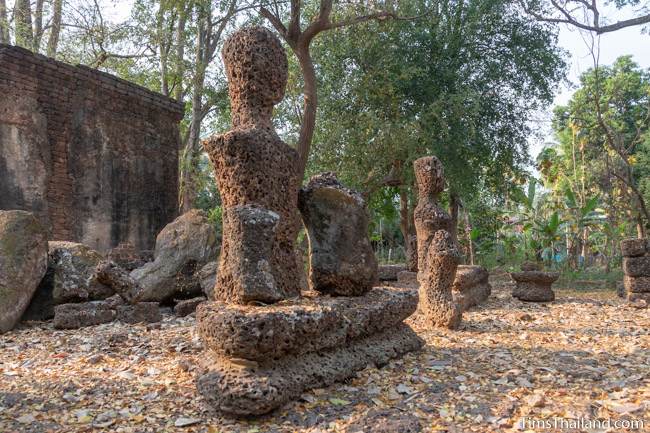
xmin=172 ymin=7 xmax=187 ymax=102
xmin=178 ymin=14 xmax=208 ymax=213
xmin=294 ymin=44 xmax=317 ymax=187
xmin=33 ymin=0 xmax=44 ymax=51
xmin=13 ymin=0 xmax=33 ymax=49
xmin=464 ymin=209 xmax=474 ymax=265
xmin=448 ymin=191 xmax=460 ymax=245
xmin=46 ymin=0 xmax=62 ymax=57
xmin=0 ymin=0 xmax=9 ymax=44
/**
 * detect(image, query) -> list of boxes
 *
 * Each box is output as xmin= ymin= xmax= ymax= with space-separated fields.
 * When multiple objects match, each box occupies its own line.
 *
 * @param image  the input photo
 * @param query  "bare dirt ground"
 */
xmin=1 ymin=280 xmax=648 ymax=433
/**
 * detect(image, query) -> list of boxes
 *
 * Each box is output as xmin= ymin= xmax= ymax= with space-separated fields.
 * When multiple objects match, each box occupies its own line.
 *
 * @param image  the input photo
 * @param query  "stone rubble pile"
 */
xmin=621 ymin=238 xmax=650 ymax=303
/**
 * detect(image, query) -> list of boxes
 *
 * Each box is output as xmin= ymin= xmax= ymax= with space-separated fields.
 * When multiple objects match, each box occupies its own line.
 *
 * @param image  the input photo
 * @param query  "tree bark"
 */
xmin=293 ymin=44 xmax=317 ymax=185
xmin=464 ymin=209 xmax=474 ymax=265
xmin=33 ymin=0 xmax=44 ymax=51
xmin=14 ymin=0 xmax=33 ymax=49
xmin=46 ymin=0 xmax=62 ymax=57
xmin=0 ymin=0 xmax=9 ymax=44
xmin=448 ymin=192 xmax=460 ymax=245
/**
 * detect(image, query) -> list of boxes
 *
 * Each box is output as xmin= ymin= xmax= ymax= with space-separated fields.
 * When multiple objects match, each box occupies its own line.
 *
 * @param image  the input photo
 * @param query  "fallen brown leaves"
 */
xmin=0 ymin=282 xmax=648 ymax=433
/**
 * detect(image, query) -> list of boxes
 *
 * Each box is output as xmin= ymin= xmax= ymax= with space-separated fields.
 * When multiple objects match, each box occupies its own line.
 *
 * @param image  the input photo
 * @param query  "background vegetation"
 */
xmin=1 ymin=0 xmax=648 ymax=279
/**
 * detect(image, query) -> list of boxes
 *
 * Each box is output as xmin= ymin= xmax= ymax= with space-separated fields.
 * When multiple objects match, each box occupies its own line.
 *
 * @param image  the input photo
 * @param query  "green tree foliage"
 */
xmin=549 ymin=56 xmax=650 ymax=239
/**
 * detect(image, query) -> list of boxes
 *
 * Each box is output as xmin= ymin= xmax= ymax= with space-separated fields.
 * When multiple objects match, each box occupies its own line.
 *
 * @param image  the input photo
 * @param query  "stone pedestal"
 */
xmin=195 ymin=288 xmax=422 ymax=416
xmin=621 ymin=238 xmax=650 ymax=303
xmin=511 ymin=269 xmax=558 ymax=302
xmin=453 ymin=265 xmax=491 ymax=311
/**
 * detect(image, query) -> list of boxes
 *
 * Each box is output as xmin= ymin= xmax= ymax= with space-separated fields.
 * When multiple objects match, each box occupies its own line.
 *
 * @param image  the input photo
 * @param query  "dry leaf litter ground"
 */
xmin=1 ymin=273 xmax=648 ymax=433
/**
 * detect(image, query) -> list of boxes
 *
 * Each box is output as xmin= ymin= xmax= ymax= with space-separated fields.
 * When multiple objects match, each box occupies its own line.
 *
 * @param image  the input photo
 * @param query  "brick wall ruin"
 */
xmin=0 ymin=44 xmax=183 ymax=252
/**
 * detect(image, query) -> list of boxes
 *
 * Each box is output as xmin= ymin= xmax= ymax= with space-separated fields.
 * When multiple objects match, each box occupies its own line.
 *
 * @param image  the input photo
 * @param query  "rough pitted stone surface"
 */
xmin=620 ymin=238 xmax=648 ymax=257
xmin=130 ymin=210 xmax=219 ymax=302
xmin=203 ymin=26 xmax=301 ymax=304
xmin=511 ymin=270 xmax=559 ymax=302
xmin=198 ymin=261 xmax=218 ymax=299
xmin=0 ymin=211 xmax=48 ymax=333
xmin=196 ymin=287 xmax=418 ymax=361
xmin=419 ymin=231 xmax=462 ymax=329
xmin=196 ymin=324 xmax=423 ymax=417
xmin=413 ymin=156 xmax=460 ymax=329
xmin=624 ymin=275 xmax=650 ymax=293
xmin=406 ymin=235 xmax=418 ymax=272
xmin=627 ymin=292 xmax=650 ymax=303
xmin=116 ymin=302 xmax=161 ymax=324
xmin=452 ymin=265 xmax=491 ymax=311
xmin=397 ymin=271 xmax=418 ymax=285
xmin=0 ymin=44 xmax=181 ymax=252
xmin=413 ymin=157 xmax=453 ymax=280
xmin=23 ymin=241 xmax=112 ymax=321
xmin=298 ymin=172 xmax=378 ymax=296
xmin=174 ymin=297 xmax=206 ymax=317
xmin=215 ymin=205 xmax=284 ymax=304
xmin=53 ymin=295 xmax=124 ymax=329
xmin=95 ymin=260 xmax=142 ymax=303
xmin=622 ymin=256 xmax=650 ymax=278
xmin=107 ymin=242 xmax=148 ymax=271
xmin=378 ymin=264 xmax=407 ymax=281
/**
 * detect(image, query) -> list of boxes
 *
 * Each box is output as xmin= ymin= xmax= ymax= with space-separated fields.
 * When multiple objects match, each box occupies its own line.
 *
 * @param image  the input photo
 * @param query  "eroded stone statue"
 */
xmin=203 ymin=27 xmax=301 ymax=304
xmin=413 ymin=156 xmax=461 ymax=329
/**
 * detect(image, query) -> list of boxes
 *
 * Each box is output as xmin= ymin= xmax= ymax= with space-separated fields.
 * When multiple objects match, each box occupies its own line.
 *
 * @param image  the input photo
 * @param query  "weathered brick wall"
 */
xmin=0 ymin=44 xmax=183 ymax=252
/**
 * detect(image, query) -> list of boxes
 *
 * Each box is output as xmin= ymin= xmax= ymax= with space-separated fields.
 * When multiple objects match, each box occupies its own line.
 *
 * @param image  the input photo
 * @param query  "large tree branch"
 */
xmin=520 ymin=0 xmax=650 ymax=34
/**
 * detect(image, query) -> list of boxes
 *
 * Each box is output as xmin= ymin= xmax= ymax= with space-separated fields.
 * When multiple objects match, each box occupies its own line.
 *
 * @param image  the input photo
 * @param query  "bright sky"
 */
xmin=531 ymin=6 xmax=650 ymax=158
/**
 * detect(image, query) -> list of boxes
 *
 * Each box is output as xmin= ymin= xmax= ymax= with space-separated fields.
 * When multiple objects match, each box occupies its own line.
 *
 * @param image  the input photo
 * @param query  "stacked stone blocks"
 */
xmin=621 ymin=238 xmax=650 ymax=303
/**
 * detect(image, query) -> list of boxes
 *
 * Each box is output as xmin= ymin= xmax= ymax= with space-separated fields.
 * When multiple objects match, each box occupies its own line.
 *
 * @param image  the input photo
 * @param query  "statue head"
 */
xmin=222 ymin=26 xmax=288 ymax=127
xmin=413 ymin=156 xmax=445 ymax=198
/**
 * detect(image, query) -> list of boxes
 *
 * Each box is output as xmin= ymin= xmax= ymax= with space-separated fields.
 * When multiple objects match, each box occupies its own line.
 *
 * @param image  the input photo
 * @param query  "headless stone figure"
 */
xmin=203 ymin=27 xmax=301 ymax=304
xmin=413 ymin=156 xmax=461 ymax=328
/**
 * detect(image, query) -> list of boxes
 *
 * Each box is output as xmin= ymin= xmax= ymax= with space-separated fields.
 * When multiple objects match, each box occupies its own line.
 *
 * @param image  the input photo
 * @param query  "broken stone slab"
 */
xmin=452 ymin=265 xmax=489 ymax=290
xmin=0 ymin=210 xmax=48 ymax=333
xmin=624 ymin=276 xmax=650 ymax=293
xmin=196 ymin=323 xmax=423 ymax=417
xmin=94 ymin=260 xmax=142 ymax=303
xmin=454 ymin=283 xmax=491 ymax=312
xmin=198 ymin=261 xmax=218 ymax=299
xmin=298 ymin=172 xmax=378 ymax=296
xmin=23 ymin=241 xmax=112 ymax=321
xmin=131 ymin=209 xmax=219 ymax=303
xmin=620 ymin=238 xmax=648 ymax=258
xmin=622 ymin=256 xmax=650 ymax=278
xmin=116 ymin=303 xmax=161 ymax=324
xmin=174 ymin=297 xmax=206 ymax=317
xmin=378 ymin=264 xmax=407 ymax=281
xmin=511 ymin=271 xmax=559 ymax=302
xmin=196 ymin=287 xmax=418 ymax=361
xmin=452 ymin=265 xmax=491 ymax=311
xmin=53 ymin=295 xmax=123 ymax=329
